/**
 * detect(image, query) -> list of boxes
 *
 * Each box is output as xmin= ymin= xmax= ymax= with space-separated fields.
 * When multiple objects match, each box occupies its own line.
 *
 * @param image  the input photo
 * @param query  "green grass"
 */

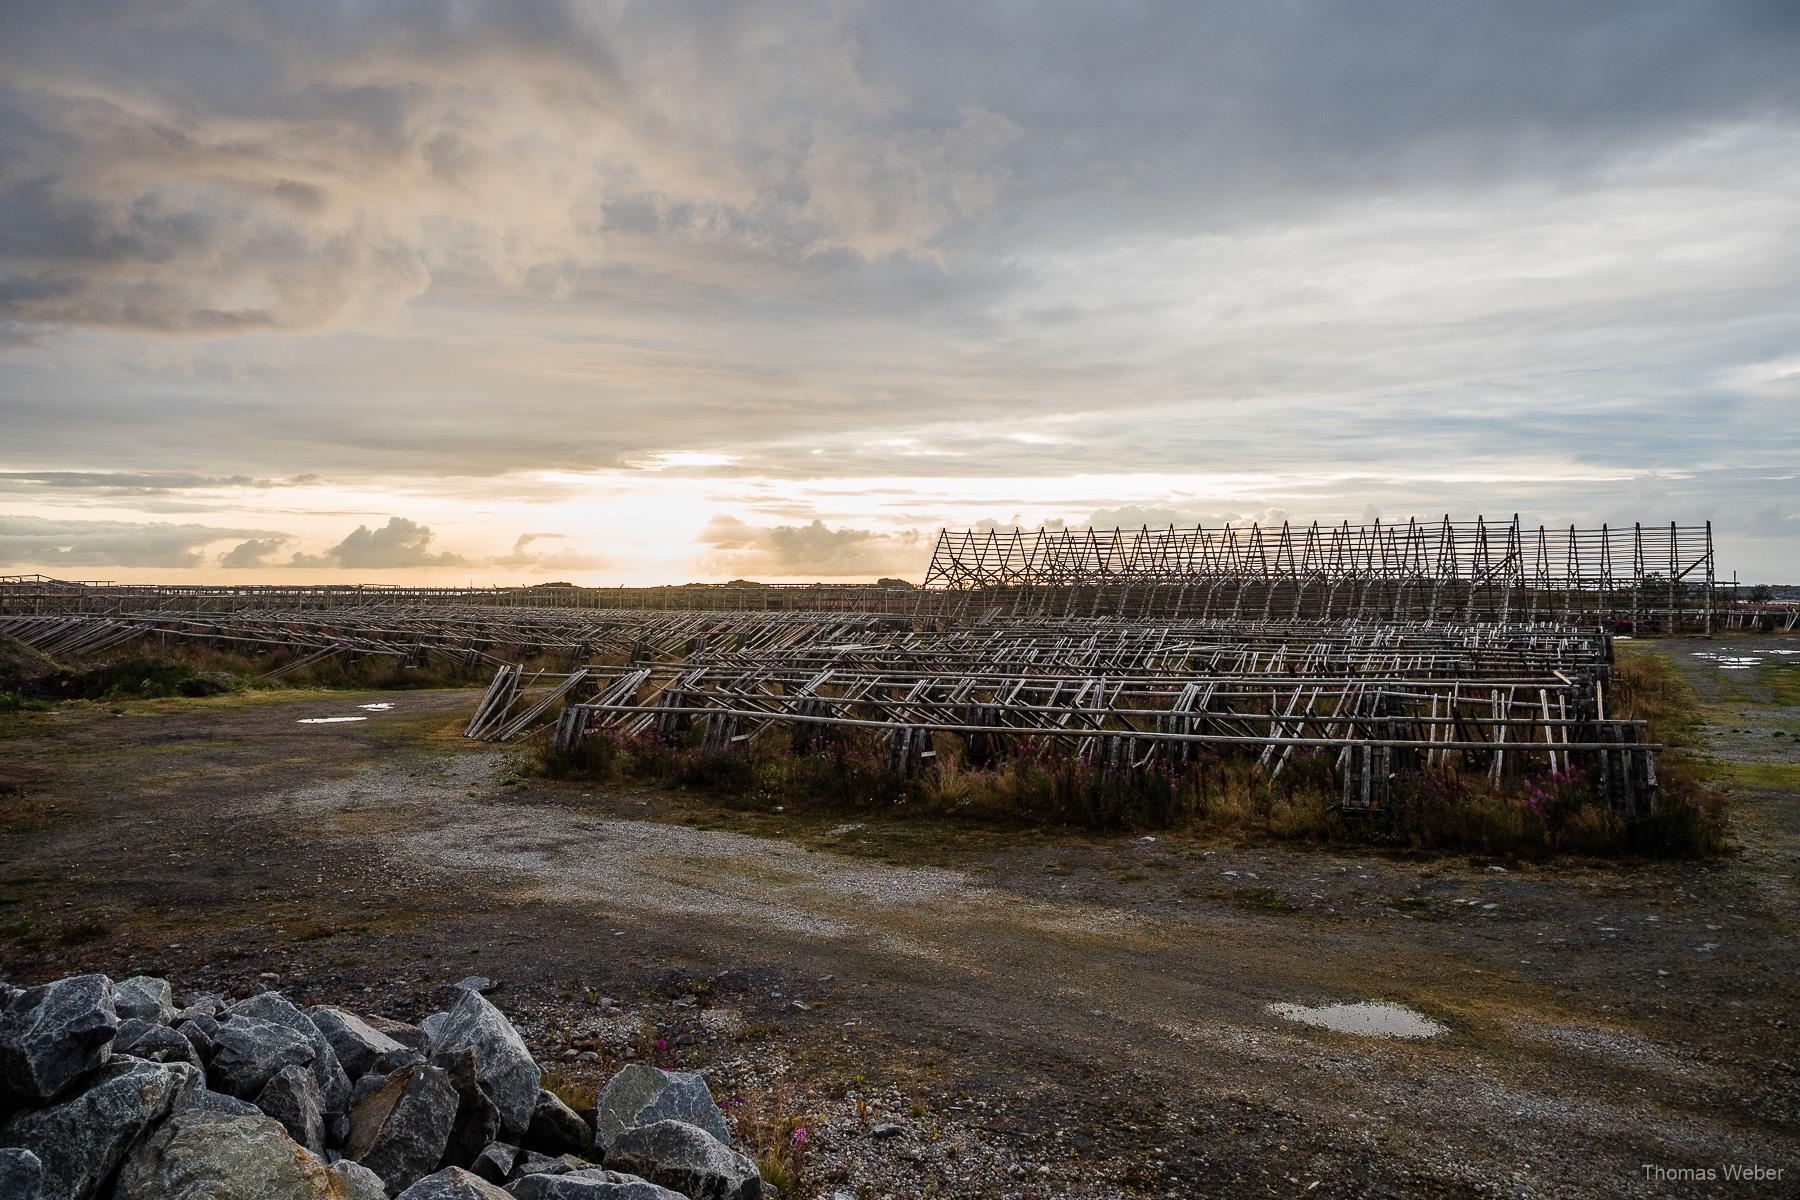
xmin=1 ymin=637 xmax=498 ymax=715
xmin=1717 ymin=760 xmax=1800 ymax=791
xmin=541 ymin=1068 xmax=598 ymax=1117
xmin=55 ymin=919 xmax=109 ymax=946
xmin=1231 ymin=886 xmax=1296 ymax=912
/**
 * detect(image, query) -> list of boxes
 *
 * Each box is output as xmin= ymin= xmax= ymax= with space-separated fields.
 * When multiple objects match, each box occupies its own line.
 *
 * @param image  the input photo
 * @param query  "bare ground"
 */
xmin=1 ymin=639 xmax=1796 ymax=1198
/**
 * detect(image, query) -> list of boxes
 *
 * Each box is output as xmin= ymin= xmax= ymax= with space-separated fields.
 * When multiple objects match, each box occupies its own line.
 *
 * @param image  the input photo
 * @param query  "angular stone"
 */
xmin=428 ymin=990 xmax=539 ymax=1139
xmin=392 ymin=1165 xmax=513 ymax=1198
xmin=524 ymin=1088 xmax=592 ymax=1157
xmin=174 ymin=993 xmax=227 ymax=1022
xmin=470 ymin=1140 xmax=518 ymax=1184
xmin=207 ymin=1015 xmax=316 ymax=1099
xmin=112 ymin=976 xmax=176 ymax=1024
xmin=509 ymin=1149 xmax=589 ymax=1180
xmin=177 ymin=1015 xmax=219 ymax=1061
xmin=365 ymin=1014 xmax=431 ymax=1055
xmin=442 ymin=1045 xmax=501 ymax=1168
xmin=344 ymin=1062 xmax=458 ymax=1193
xmin=308 ymin=1005 xmax=410 ymax=1080
xmin=0 ymin=973 xmax=118 ymax=1103
xmin=606 ymin=1120 xmax=761 ymax=1200
xmin=114 ymin=1109 xmax=351 ymax=1199
xmin=0 ymin=1057 xmax=198 ymax=1200
xmin=118 ymin=1019 xmax=205 ymax=1069
xmin=178 ymin=1085 xmax=264 ymax=1117
xmin=258 ymin=1063 xmax=327 ymax=1156
xmin=508 ymin=1171 xmax=687 ymax=1200
xmin=593 ymin=1065 xmax=729 ymax=1154
xmin=420 ymin=1012 xmax=450 ymax=1046
xmin=328 ymin=1157 xmax=389 ymax=1200
xmin=0 ymin=1147 xmax=43 ymax=1200
xmin=350 ymin=1067 xmax=398 ymax=1111
xmin=232 ymin=992 xmax=352 ymax=1115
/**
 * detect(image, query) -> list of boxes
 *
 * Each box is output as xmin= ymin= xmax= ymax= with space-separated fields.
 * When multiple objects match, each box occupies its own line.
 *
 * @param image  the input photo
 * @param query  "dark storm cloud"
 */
xmin=6 ymin=1 xmax=1792 ymax=337
xmin=0 ymin=0 xmax=1019 ymax=334
xmin=863 ymin=2 xmax=1800 ymax=236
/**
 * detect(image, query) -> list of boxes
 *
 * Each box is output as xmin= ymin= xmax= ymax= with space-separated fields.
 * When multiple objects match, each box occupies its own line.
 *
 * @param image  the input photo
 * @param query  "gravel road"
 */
xmin=2 ymin=640 xmax=1795 ymax=1197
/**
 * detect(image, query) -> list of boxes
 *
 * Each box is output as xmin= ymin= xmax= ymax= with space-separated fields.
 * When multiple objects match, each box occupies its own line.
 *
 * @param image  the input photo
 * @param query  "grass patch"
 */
xmin=1232 ymin=886 xmax=1295 ymax=912
xmin=543 ymin=719 xmax=1724 ymax=858
xmin=1 ymin=637 xmax=501 ymax=715
xmin=1717 ymin=760 xmax=1800 ymax=791
xmin=55 ymin=918 xmax=109 ymax=946
xmin=541 ymin=1068 xmax=598 ymax=1117
xmin=730 ymin=1084 xmax=814 ymax=1196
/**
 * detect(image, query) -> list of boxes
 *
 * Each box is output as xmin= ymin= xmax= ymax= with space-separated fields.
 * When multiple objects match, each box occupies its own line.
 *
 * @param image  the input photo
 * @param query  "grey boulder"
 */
xmin=442 ymin=1045 xmax=502 ymax=1168
xmin=178 ymin=1085 xmax=264 ymax=1117
xmin=0 ymin=1147 xmax=42 ymax=1200
xmin=429 ymin=990 xmax=540 ymax=1139
xmin=366 ymin=1014 xmax=431 ymax=1055
xmin=508 ymin=1150 xmax=591 ymax=1180
xmin=328 ymin=1158 xmax=390 ymax=1200
xmin=470 ymin=1140 xmax=518 ymax=1184
xmin=344 ymin=1062 xmax=459 ymax=1192
xmin=174 ymin=993 xmax=227 ymax=1023
xmin=114 ymin=1109 xmax=358 ymax=1199
xmin=350 ymin=1067 xmax=399 ymax=1111
xmin=112 ymin=976 xmax=176 ymax=1024
xmin=420 ymin=1012 xmax=451 ymax=1046
xmin=309 ymin=1005 xmax=411 ymax=1080
xmin=257 ymin=1062 xmax=327 ymax=1155
xmin=0 ymin=973 xmax=118 ymax=1103
xmin=524 ymin=1089 xmax=592 ymax=1157
xmin=593 ymin=1065 xmax=730 ymax=1154
xmin=176 ymin=1015 xmax=219 ymax=1061
xmin=394 ymin=1165 xmax=512 ymax=1199
xmin=606 ymin=1120 xmax=761 ymax=1200
xmin=0 ymin=1057 xmax=197 ymax=1200
xmin=117 ymin=1019 xmax=205 ymax=1069
xmin=508 ymin=1171 xmax=688 ymax=1200
xmin=232 ymin=992 xmax=352 ymax=1114
xmin=207 ymin=1015 xmax=316 ymax=1099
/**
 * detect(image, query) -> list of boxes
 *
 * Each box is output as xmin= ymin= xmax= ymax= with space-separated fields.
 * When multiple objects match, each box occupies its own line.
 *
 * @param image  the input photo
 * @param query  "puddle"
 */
xmin=1266 ymin=1000 xmax=1447 ymax=1039
xmin=296 ymin=716 xmax=369 ymax=725
xmin=357 ymin=703 xmax=394 ymax=711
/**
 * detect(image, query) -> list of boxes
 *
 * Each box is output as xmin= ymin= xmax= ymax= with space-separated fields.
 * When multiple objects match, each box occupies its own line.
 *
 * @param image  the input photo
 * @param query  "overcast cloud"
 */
xmin=1 ymin=1 xmax=1795 ymax=582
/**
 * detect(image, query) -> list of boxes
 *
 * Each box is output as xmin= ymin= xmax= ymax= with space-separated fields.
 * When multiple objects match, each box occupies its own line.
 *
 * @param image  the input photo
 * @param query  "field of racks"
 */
xmin=2 ymin=518 xmax=1795 ymax=1195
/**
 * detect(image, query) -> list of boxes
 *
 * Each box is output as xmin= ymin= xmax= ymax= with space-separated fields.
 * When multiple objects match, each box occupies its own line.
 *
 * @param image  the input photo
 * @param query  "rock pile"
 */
xmin=0 ymin=973 xmax=766 ymax=1199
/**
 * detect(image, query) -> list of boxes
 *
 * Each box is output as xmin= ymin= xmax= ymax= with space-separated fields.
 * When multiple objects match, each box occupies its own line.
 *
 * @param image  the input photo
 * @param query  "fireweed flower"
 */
xmin=791 ymin=1126 xmax=809 ymax=1146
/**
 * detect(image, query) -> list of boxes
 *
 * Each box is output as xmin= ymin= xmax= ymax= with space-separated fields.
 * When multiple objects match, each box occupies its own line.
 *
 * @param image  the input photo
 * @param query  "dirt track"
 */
xmin=2 ymin=639 xmax=1796 ymax=1198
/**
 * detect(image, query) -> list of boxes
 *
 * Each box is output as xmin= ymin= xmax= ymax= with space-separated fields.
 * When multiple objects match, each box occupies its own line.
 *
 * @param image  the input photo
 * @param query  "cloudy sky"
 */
xmin=2 ymin=1 xmax=1796 ymax=584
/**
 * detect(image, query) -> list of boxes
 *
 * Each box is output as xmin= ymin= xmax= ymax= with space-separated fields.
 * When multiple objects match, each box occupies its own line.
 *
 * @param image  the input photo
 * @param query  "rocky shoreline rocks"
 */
xmin=1 ymin=972 xmax=768 ymax=1199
